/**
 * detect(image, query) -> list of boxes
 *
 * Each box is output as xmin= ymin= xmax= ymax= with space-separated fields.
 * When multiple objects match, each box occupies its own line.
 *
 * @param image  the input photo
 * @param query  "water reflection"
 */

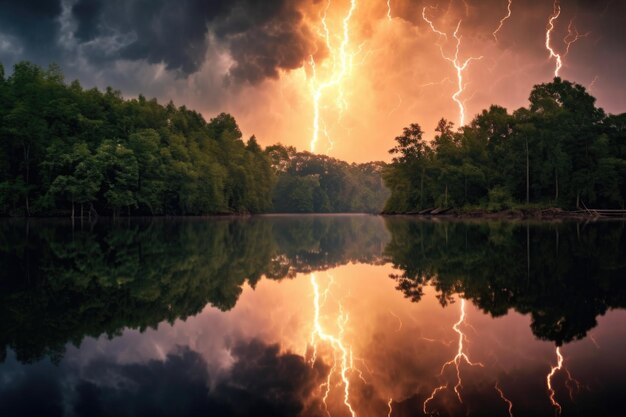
xmin=384 ymin=219 xmax=626 ymax=345
xmin=0 ymin=216 xmax=625 ymax=417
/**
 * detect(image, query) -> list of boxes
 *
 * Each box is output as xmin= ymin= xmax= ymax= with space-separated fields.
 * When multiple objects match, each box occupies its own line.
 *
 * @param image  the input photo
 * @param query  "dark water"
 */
xmin=0 ymin=215 xmax=625 ymax=417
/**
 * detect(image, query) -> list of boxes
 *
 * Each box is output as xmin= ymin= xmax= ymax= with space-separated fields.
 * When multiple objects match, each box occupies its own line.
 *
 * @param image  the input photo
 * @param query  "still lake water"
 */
xmin=0 ymin=215 xmax=625 ymax=417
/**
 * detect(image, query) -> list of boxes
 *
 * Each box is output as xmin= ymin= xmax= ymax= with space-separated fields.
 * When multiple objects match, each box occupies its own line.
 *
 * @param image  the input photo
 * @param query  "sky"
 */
xmin=0 ymin=0 xmax=624 ymax=162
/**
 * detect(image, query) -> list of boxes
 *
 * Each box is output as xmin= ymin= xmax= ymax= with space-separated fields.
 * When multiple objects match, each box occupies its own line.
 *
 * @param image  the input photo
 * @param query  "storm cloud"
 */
xmin=0 ymin=0 xmax=320 ymax=84
xmin=0 ymin=340 xmax=329 ymax=417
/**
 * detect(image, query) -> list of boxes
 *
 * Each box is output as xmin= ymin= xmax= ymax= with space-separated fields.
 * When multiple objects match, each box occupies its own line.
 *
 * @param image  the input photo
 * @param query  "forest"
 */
xmin=0 ymin=62 xmax=387 ymax=217
xmin=383 ymin=78 xmax=626 ymax=213
xmin=2 ymin=61 xmax=626 ymax=216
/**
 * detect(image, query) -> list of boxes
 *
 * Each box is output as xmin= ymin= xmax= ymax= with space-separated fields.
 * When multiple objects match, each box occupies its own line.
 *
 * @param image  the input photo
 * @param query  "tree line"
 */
xmin=266 ymin=144 xmax=388 ymax=213
xmin=0 ymin=61 xmax=388 ymax=217
xmin=383 ymin=78 xmax=626 ymax=213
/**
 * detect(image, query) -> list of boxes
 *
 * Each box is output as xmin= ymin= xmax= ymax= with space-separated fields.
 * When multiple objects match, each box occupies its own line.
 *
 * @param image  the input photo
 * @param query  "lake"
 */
xmin=0 ymin=215 xmax=625 ymax=417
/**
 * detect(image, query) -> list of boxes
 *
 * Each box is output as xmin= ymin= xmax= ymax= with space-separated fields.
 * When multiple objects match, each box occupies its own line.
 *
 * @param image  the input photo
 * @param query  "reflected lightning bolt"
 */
xmin=386 ymin=0 xmax=392 ymax=21
xmin=493 ymin=0 xmax=513 ymax=41
xmin=545 ymin=346 xmax=582 ymax=415
xmin=546 ymin=346 xmax=565 ymax=415
xmin=309 ymin=0 xmax=358 ymax=153
xmin=495 ymin=381 xmax=514 ymax=417
xmin=310 ymin=273 xmax=358 ymax=417
xmin=422 ymin=8 xmax=483 ymax=127
xmin=388 ymin=310 xmax=403 ymax=331
xmin=423 ymin=299 xmax=484 ymax=414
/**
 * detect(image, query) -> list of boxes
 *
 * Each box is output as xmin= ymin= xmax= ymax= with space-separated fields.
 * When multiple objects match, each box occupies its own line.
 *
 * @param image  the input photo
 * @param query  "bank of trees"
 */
xmin=0 ymin=62 xmax=275 ymax=216
xmin=0 ymin=61 xmax=390 ymax=216
xmin=383 ymin=78 xmax=626 ymax=212
xmin=266 ymin=145 xmax=388 ymax=213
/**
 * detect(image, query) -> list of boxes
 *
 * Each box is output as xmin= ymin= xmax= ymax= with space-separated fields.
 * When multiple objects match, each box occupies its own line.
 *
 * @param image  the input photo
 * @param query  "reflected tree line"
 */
xmin=385 ymin=219 xmax=626 ymax=346
xmin=0 ymin=216 xmax=388 ymax=363
xmin=1 ymin=217 xmax=625 ymax=364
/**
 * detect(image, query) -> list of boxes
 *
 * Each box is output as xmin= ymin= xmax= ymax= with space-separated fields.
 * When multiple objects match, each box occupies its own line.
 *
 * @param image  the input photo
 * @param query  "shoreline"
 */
xmin=381 ymin=208 xmax=626 ymax=220
xmin=2 ymin=209 xmax=626 ymax=221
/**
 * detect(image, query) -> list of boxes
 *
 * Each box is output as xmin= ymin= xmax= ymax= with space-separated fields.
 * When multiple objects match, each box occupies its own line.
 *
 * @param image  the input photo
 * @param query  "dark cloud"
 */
xmin=217 ymin=339 xmax=327 ymax=416
xmin=0 ymin=341 xmax=328 ymax=417
xmin=211 ymin=0 xmax=321 ymax=84
xmin=0 ymin=0 xmax=63 ymax=65
xmin=68 ymin=0 xmax=319 ymax=82
xmin=70 ymin=0 xmax=224 ymax=75
xmin=0 ymin=0 xmax=319 ymax=84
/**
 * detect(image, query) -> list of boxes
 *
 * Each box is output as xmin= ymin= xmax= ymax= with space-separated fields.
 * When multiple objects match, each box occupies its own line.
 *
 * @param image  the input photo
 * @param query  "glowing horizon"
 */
xmin=214 ymin=0 xmax=616 ymax=163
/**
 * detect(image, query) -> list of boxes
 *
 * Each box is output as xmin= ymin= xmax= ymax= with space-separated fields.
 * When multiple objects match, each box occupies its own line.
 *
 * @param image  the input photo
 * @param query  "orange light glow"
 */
xmin=309 ymin=0 xmax=358 ymax=153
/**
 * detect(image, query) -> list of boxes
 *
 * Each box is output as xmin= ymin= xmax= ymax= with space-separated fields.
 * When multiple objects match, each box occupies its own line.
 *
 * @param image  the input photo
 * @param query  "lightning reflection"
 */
xmin=545 ymin=346 xmax=583 ymax=415
xmin=423 ymin=298 xmax=484 ymax=414
xmin=310 ymin=273 xmax=358 ymax=417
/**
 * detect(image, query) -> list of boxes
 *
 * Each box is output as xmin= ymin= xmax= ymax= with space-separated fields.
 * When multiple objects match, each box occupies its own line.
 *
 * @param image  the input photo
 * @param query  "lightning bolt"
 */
xmin=563 ymin=19 xmax=590 ymax=56
xmin=386 ymin=0 xmax=392 ymax=21
xmin=309 ymin=0 xmax=358 ymax=153
xmin=423 ymin=299 xmax=484 ymax=414
xmin=310 ymin=273 xmax=358 ymax=417
xmin=545 ymin=0 xmax=563 ymax=77
xmin=387 ymin=398 xmax=393 ymax=417
xmin=495 ymin=381 xmax=514 ymax=417
xmin=422 ymin=8 xmax=483 ymax=127
xmin=545 ymin=1 xmax=588 ymax=78
xmin=493 ymin=0 xmax=513 ymax=41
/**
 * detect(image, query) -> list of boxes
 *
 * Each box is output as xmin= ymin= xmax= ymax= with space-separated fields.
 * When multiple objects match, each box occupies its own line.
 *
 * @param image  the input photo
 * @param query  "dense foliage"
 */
xmin=266 ymin=144 xmax=388 ymax=213
xmin=0 ymin=62 xmax=276 ymax=216
xmin=0 ymin=62 xmax=390 ymax=216
xmin=383 ymin=78 xmax=626 ymax=212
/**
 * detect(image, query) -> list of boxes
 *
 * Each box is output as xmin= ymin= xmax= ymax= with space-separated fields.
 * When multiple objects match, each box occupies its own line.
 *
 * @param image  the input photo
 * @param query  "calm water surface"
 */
xmin=1 ymin=215 xmax=625 ymax=417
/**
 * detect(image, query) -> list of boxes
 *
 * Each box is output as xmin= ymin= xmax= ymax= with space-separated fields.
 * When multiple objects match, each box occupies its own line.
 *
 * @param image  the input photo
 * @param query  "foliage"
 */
xmin=0 ymin=61 xmax=389 ymax=216
xmin=266 ymin=145 xmax=389 ymax=213
xmin=0 ymin=62 xmax=274 ymax=216
xmin=383 ymin=78 xmax=626 ymax=212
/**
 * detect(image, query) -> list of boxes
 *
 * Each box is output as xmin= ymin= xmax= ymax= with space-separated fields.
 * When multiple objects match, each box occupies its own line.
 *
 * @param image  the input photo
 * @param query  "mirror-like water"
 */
xmin=1 ymin=215 xmax=625 ymax=417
